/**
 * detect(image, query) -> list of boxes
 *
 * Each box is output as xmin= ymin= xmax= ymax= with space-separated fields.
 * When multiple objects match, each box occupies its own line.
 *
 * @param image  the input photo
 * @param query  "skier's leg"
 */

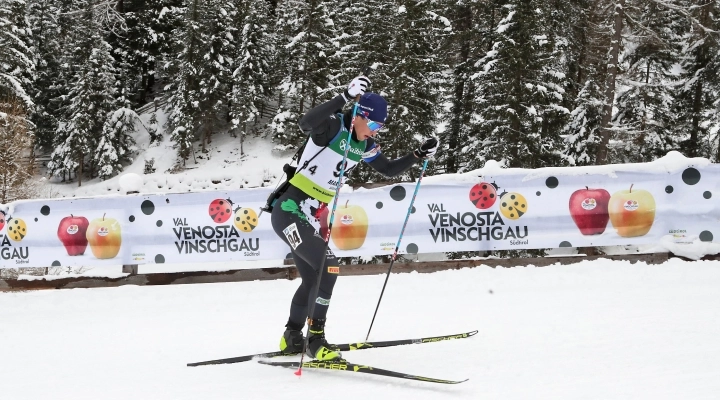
xmin=274 ymin=250 xmax=308 ymax=353
xmin=270 ymin=191 xmax=341 ymax=360
xmin=274 ymin=212 xmax=340 ymax=360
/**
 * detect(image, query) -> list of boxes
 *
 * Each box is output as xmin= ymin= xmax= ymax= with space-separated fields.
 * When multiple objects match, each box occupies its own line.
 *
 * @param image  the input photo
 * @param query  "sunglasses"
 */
xmin=356 ymin=111 xmax=384 ymax=132
xmin=366 ymin=119 xmax=384 ymax=132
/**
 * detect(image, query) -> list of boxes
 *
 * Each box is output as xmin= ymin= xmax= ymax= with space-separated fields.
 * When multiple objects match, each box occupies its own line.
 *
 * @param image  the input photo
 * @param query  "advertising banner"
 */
xmin=2 ymin=157 xmax=718 ymax=268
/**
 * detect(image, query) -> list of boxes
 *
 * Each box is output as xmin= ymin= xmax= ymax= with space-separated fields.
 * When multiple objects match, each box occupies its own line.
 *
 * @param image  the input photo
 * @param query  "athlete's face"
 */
xmin=354 ymin=115 xmax=383 ymax=141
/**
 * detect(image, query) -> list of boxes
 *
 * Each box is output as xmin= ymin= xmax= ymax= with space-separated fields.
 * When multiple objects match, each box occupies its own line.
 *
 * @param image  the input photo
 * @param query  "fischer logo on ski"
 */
xmin=259 ymin=359 xmax=468 ymax=385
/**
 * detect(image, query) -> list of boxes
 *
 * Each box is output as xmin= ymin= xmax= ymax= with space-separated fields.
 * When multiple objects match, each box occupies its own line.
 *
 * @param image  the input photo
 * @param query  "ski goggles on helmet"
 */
xmin=356 ymin=110 xmax=384 ymax=132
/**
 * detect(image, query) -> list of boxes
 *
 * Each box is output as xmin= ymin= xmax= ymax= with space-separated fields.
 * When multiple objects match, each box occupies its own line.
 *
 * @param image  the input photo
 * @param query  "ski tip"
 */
xmin=468 ymin=330 xmax=479 ymax=337
xmin=187 ymin=361 xmax=214 ymax=367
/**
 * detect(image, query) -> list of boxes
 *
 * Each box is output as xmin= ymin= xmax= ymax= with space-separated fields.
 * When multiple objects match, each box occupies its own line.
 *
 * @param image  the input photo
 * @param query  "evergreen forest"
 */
xmin=2 ymin=0 xmax=720 ymax=189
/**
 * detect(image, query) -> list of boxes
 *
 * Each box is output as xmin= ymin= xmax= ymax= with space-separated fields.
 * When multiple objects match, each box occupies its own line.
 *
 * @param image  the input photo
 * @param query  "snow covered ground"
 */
xmin=2 ymin=257 xmax=720 ymax=400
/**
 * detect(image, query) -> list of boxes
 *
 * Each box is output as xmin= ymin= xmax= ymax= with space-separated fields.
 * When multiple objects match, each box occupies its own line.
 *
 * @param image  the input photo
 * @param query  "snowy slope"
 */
xmin=40 ymin=110 xmax=293 ymax=199
xmin=2 ymin=258 xmax=720 ymax=400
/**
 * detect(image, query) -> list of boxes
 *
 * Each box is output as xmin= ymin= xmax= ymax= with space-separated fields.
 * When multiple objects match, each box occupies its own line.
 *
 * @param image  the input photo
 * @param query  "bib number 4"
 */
xmin=333 ymin=160 xmax=355 ymax=178
xmin=305 ymin=161 xmax=356 ymax=178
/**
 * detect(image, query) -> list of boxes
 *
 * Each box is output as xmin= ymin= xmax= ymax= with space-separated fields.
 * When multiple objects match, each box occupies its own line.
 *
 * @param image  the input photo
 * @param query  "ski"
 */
xmin=187 ymin=330 xmax=477 ymax=367
xmin=258 ymin=359 xmax=468 ymax=385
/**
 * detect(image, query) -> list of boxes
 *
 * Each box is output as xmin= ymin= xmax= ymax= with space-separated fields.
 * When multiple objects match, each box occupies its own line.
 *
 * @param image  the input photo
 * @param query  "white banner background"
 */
xmin=2 ymin=156 xmax=718 ymax=268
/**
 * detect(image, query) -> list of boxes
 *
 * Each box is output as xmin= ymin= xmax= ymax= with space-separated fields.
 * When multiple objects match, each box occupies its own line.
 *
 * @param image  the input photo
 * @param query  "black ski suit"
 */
xmin=270 ymin=94 xmax=419 ymax=329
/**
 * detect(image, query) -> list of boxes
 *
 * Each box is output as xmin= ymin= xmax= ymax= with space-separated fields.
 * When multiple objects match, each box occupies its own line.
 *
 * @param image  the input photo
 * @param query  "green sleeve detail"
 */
xmin=280 ymin=199 xmax=308 ymax=222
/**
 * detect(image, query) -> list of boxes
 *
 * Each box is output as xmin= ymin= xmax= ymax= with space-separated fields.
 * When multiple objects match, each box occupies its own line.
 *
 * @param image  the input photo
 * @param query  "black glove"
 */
xmin=342 ymin=75 xmax=371 ymax=102
xmin=414 ymin=137 xmax=439 ymax=159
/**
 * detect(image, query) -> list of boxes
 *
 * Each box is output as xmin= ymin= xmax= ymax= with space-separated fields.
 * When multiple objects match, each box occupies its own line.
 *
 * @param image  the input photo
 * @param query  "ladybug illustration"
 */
xmin=499 ymin=191 xmax=528 ymax=220
xmin=0 ymin=210 xmax=5 ymax=231
xmin=234 ymin=207 xmax=258 ymax=233
xmin=209 ymin=198 xmax=233 ymax=223
xmin=469 ymin=182 xmax=499 ymax=209
xmin=7 ymin=217 xmax=27 ymax=241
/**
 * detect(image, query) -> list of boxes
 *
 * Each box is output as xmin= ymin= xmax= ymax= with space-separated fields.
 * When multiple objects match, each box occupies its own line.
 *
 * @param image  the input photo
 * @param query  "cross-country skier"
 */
xmin=270 ymin=75 xmax=439 ymax=361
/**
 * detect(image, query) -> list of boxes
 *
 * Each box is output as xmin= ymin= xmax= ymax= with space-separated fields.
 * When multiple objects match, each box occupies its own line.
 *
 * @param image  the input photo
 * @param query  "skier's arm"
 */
xmin=368 ymin=153 xmax=419 ymax=177
xmin=298 ymin=76 xmax=371 ymax=147
xmin=365 ymin=136 xmax=440 ymax=177
xmin=297 ymin=95 xmax=347 ymax=147
xmin=363 ymin=139 xmax=420 ymax=177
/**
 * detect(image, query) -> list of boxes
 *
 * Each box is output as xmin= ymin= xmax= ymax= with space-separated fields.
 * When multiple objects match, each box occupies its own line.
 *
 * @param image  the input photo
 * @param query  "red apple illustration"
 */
xmin=57 ymin=214 xmax=90 ymax=256
xmin=209 ymin=198 xmax=233 ymax=223
xmin=569 ymin=187 xmax=611 ymax=235
xmin=469 ymin=182 xmax=498 ymax=209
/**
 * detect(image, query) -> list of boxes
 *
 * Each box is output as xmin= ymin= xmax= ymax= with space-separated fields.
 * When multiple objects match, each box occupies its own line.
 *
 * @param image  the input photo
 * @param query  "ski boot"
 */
xmin=279 ymin=322 xmax=305 ymax=354
xmin=306 ymin=318 xmax=342 ymax=361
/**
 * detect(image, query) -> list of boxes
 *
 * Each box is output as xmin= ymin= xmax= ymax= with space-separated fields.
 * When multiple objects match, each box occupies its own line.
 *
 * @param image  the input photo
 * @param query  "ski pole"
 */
xmin=295 ymin=100 xmax=362 ymax=376
xmin=365 ymin=159 xmax=429 ymax=341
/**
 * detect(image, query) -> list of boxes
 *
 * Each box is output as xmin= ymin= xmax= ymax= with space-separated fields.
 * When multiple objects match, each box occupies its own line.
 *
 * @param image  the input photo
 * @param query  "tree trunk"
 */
xmin=77 ymin=153 xmax=83 ymax=187
xmin=595 ymin=0 xmax=625 ymax=165
xmin=446 ymin=4 xmax=472 ymax=174
xmin=509 ymin=67 xmax=523 ymax=168
xmin=241 ymin=122 xmax=246 ymax=155
xmin=689 ymin=2 xmax=712 ymax=158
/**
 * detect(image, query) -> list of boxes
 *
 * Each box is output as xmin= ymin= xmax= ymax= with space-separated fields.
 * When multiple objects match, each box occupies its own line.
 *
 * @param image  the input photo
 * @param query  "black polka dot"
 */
xmin=703 ymin=191 xmax=712 ymax=199
xmin=665 ymin=185 xmax=674 ymax=194
xmin=155 ymin=254 xmax=165 ymax=263
xmin=411 ymin=206 xmax=416 ymax=214
xmin=406 ymin=243 xmax=419 ymax=254
xmin=376 ymin=202 xmax=383 ymax=209
xmin=51 ymin=260 xmax=61 ymax=267
xmin=699 ymin=231 xmax=713 ymax=242
xmin=156 ymin=220 xmax=163 ymax=227
xmin=141 ymin=200 xmax=155 ymax=215
xmin=129 ymin=215 xmax=135 ymax=222
xmin=536 ymin=191 xmax=541 ymax=196
xmin=559 ymin=241 xmax=572 ymax=247
xmin=34 ymin=218 xmax=38 ymax=222
xmin=40 ymin=205 xmax=50 ymax=216
xmin=546 ymin=177 xmax=559 ymax=189
xmin=682 ymin=168 xmax=701 ymax=185
xmin=390 ymin=185 xmax=406 ymax=201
